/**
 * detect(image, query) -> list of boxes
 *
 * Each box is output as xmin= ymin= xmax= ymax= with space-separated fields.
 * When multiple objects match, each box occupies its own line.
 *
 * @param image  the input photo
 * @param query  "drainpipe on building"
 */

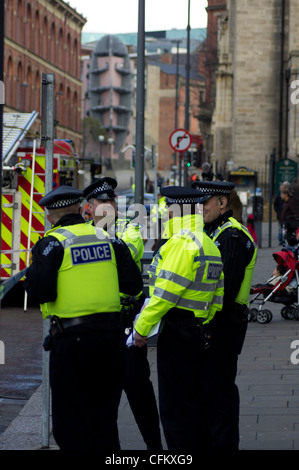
xmin=278 ymin=0 xmax=285 ymax=160
xmin=184 ymin=0 xmax=191 ymax=186
xmin=135 ymin=0 xmax=145 ymax=206
xmin=285 ymin=67 xmax=290 ymax=159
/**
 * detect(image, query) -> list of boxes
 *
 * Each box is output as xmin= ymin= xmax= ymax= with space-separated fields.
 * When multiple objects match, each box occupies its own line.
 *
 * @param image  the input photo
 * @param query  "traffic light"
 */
xmin=194 ymin=145 xmax=203 ymax=168
xmin=91 ymin=162 xmax=102 ymax=178
xmin=186 ymin=151 xmax=192 ymax=167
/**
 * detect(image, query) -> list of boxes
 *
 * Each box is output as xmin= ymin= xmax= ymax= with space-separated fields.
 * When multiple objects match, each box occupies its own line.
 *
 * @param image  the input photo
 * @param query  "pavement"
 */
xmin=0 ymin=221 xmax=299 ymax=451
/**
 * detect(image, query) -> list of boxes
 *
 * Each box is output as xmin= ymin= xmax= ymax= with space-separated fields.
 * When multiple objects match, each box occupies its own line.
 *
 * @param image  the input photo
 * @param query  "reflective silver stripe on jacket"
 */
xmin=126 ymin=242 xmax=138 ymax=258
xmin=212 ymin=219 xmax=252 ymax=241
xmin=53 ymin=227 xmax=110 ymax=249
xmin=156 ymin=269 xmax=224 ymax=292
xmin=150 ymin=229 xmax=223 ymax=309
xmin=212 ymin=221 xmax=233 ymax=239
xmin=153 ymin=286 xmax=211 ymax=311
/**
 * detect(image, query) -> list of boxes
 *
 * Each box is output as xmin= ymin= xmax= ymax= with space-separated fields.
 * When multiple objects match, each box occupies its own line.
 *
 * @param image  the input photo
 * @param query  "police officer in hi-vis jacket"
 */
xmin=192 ymin=180 xmax=257 ymax=450
xmin=24 ymin=185 xmax=143 ymax=451
xmin=134 ymin=186 xmax=224 ymax=451
xmin=83 ymin=177 xmax=163 ymax=451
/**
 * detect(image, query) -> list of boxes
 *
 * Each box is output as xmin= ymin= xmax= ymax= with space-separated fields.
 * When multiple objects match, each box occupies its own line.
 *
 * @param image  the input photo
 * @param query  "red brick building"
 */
xmin=156 ymin=52 xmax=206 ymax=172
xmin=3 ymin=0 xmax=85 ymax=152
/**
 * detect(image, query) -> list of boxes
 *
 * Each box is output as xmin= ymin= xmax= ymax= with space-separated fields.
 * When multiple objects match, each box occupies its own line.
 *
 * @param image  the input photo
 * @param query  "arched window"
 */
xmin=55 ymin=84 xmax=64 ymax=128
xmin=66 ymin=86 xmax=71 ymax=128
xmin=42 ymin=17 xmax=48 ymax=59
xmin=34 ymin=70 xmax=40 ymax=112
xmin=73 ymin=38 xmax=78 ymax=77
xmin=25 ymin=65 xmax=32 ymax=112
xmin=67 ymin=33 xmax=71 ymax=74
xmin=34 ymin=10 xmax=40 ymax=55
xmin=16 ymin=0 xmax=23 ymax=45
xmin=17 ymin=61 xmax=23 ymax=111
xmin=50 ymin=22 xmax=56 ymax=65
xmin=73 ymin=91 xmax=78 ymax=130
xmin=5 ymin=0 xmax=11 ymax=38
xmin=57 ymin=28 xmax=63 ymax=68
xmin=6 ymin=56 xmax=13 ymax=106
xmin=25 ymin=3 xmax=32 ymax=50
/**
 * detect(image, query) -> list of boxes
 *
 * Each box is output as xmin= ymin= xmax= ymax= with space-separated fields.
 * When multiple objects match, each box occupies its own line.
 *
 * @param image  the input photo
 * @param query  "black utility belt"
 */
xmin=50 ymin=312 xmax=121 ymax=331
xmin=165 ymin=308 xmax=207 ymax=327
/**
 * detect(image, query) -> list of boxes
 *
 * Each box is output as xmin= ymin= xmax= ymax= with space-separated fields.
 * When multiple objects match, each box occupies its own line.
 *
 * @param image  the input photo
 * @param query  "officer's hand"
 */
xmin=134 ymin=331 xmax=148 ymax=348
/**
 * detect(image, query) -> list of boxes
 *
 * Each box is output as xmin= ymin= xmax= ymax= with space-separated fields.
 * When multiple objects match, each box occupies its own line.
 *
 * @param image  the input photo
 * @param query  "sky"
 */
xmin=66 ymin=0 xmax=208 ymax=34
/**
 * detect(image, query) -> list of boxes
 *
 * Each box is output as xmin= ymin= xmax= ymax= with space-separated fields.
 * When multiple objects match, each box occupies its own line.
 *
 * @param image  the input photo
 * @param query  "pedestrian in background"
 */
xmin=280 ymin=181 xmax=299 ymax=227
xmin=246 ymin=214 xmax=258 ymax=244
xmin=134 ymin=186 xmax=224 ymax=451
xmin=83 ymin=177 xmax=163 ymax=451
xmin=192 ymin=180 xmax=258 ymax=450
xmin=274 ymin=183 xmax=286 ymax=244
xmin=24 ymin=186 xmax=142 ymax=450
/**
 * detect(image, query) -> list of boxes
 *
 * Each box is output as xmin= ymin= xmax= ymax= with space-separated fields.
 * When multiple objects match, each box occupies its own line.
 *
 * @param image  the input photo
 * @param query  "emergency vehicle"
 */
xmin=1 ymin=113 xmax=79 ymax=280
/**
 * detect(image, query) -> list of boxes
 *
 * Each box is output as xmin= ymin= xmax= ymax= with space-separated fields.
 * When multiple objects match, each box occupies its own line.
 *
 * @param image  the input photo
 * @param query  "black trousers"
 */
xmin=157 ymin=318 xmax=211 ymax=451
xmin=124 ymin=345 xmax=162 ymax=450
xmin=49 ymin=319 xmax=125 ymax=450
xmin=203 ymin=318 xmax=248 ymax=450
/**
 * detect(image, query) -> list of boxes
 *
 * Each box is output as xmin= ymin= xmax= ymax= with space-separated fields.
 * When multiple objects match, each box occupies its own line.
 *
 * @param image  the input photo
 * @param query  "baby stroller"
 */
xmin=249 ymin=249 xmax=299 ymax=323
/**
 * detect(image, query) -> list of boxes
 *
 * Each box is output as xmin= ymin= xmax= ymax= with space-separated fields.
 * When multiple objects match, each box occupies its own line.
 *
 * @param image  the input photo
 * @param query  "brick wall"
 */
xmin=3 ymin=0 xmax=85 ymax=151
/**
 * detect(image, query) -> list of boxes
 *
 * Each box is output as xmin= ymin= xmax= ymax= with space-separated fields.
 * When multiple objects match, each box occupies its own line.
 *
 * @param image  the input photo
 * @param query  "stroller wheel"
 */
xmin=282 ymin=305 xmax=295 ymax=320
xmin=249 ymin=308 xmax=258 ymax=322
xmin=294 ymin=307 xmax=299 ymax=321
xmin=257 ymin=309 xmax=272 ymax=324
xmin=281 ymin=306 xmax=289 ymax=319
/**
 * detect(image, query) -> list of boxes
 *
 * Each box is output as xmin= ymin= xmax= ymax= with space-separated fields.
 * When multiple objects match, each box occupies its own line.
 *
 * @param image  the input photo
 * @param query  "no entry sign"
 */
xmin=169 ymin=128 xmax=192 ymax=152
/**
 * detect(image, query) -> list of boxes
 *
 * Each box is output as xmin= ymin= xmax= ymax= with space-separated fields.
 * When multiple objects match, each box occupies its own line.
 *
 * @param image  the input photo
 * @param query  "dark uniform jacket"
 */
xmin=24 ymin=213 xmax=143 ymax=305
xmin=204 ymin=210 xmax=255 ymax=314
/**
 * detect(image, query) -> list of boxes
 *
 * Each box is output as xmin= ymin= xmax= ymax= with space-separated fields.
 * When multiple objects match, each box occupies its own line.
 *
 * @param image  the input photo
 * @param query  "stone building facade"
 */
xmin=208 ymin=0 xmax=299 ymax=176
xmin=4 ymin=0 xmax=85 ymax=152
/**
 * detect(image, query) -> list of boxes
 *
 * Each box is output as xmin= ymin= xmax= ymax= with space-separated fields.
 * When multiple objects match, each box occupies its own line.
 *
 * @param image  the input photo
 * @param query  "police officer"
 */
xmin=83 ymin=178 xmax=163 ymax=451
xmin=24 ymin=186 xmax=143 ymax=451
xmin=192 ymin=180 xmax=258 ymax=450
xmin=84 ymin=177 xmax=144 ymax=267
xmin=134 ymin=186 xmax=224 ymax=451
xmin=150 ymin=193 xmax=168 ymax=241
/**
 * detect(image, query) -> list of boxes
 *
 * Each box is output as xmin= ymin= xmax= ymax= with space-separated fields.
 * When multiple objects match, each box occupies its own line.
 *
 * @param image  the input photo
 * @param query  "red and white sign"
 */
xmin=169 ymin=128 xmax=192 ymax=152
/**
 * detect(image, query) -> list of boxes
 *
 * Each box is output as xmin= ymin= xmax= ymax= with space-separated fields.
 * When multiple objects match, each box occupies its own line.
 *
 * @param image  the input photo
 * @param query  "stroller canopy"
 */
xmin=272 ymin=249 xmax=298 ymax=289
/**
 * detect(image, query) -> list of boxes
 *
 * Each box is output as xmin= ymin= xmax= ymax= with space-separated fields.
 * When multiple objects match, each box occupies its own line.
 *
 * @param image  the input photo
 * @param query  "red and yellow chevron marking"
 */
xmin=17 ymin=155 xmax=45 ymax=271
xmin=1 ymin=193 xmax=14 ymax=278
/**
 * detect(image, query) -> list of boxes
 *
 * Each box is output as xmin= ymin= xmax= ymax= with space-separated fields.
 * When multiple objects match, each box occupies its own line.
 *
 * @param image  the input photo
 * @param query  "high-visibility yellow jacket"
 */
xmin=150 ymin=196 xmax=168 ymax=224
xmin=90 ymin=217 xmax=144 ymax=270
xmin=40 ymin=223 xmax=121 ymax=319
xmin=115 ymin=217 xmax=144 ymax=270
xmin=134 ymin=214 xmax=224 ymax=336
xmin=211 ymin=216 xmax=257 ymax=306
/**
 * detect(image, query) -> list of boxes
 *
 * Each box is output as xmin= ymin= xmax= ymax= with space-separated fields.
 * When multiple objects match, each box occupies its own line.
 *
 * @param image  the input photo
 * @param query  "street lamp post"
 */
xmin=98 ymin=134 xmax=105 ymax=168
xmin=135 ymin=0 xmax=145 ymax=206
xmin=171 ymin=39 xmax=182 ymax=184
xmin=107 ymin=136 xmax=114 ymax=169
xmin=184 ymin=0 xmax=191 ymax=186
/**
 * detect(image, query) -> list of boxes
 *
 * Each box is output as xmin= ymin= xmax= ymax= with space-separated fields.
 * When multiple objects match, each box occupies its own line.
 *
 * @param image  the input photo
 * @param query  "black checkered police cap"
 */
xmin=83 ymin=177 xmax=118 ymax=201
xmin=39 ymin=186 xmax=83 ymax=209
xmin=191 ymin=181 xmax=235 ymax=203
xmin=161 ymin=186 xmax=201 ymax=205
